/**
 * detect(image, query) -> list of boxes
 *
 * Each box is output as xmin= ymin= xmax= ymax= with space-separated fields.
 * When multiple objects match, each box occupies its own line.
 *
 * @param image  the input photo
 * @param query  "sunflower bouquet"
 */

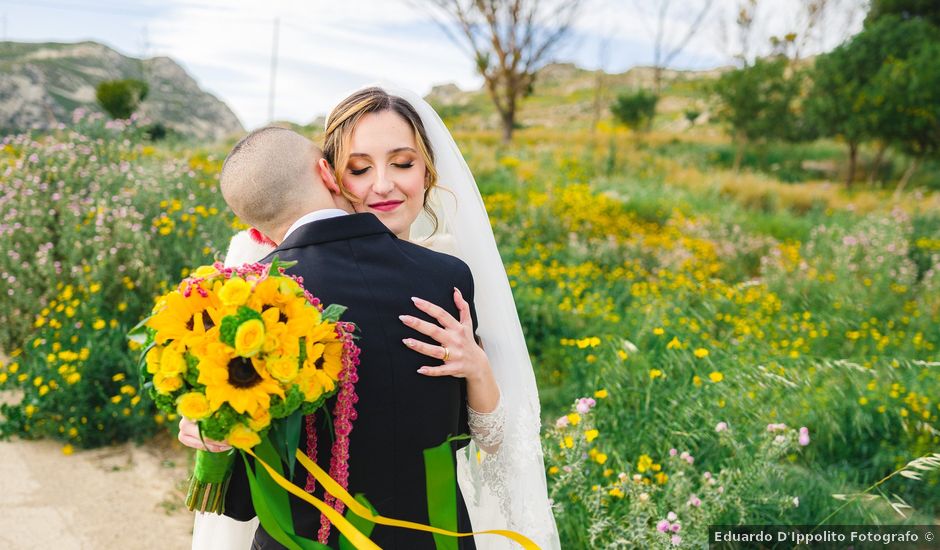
xmin=130 ymin=258 xmax=360 ymax=516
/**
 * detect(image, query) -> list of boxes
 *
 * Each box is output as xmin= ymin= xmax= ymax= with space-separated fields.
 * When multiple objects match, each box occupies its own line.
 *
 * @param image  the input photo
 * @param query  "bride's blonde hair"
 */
xmin=323 ymin=87 xmax=439 ymax=234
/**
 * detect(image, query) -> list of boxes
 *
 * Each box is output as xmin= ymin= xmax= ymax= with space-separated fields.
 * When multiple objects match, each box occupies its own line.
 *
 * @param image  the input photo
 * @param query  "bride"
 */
xmin=189 ymin=86 xmax=559 ymax=549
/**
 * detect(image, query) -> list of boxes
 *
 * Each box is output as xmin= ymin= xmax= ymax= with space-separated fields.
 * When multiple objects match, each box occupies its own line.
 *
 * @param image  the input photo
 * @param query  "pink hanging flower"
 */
xmin=314 ymin=322 xmax=360 ymax=544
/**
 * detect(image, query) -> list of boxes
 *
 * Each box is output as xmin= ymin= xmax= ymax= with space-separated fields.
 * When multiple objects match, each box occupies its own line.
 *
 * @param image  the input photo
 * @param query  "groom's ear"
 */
xmin=317 ymin=158 xmax=342 ymax=195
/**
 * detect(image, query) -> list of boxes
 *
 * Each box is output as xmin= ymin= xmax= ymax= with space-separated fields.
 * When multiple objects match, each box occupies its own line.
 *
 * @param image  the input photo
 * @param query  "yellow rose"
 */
xmin=234 ymin=319 xmax=265 ymax=357
xmin=298 ymin=369 xmax=324 ymax=402
xmin=266 ymin=355 xmax=299 ymax=383
xmin=160 ymin=345 xmax=187 ymax=377
xmin=227 ymin=424 xmax=261 ymax=450
xmin=153 ymin=371 xmax=183 ymax=394
xmin=176 ymin=392 xmax=211 ymax=420
xmin=146 ymin=346 xmax=162 ymax=374
xmin=192 ymin=265 xmax=218 ymax=279
xmin=219 ymin=277 xmax=252 ymax=307
xmin=278 ymin=277 xmax=302 ymax=297
xmin=249 ymin=408 xmax=271 ymax=431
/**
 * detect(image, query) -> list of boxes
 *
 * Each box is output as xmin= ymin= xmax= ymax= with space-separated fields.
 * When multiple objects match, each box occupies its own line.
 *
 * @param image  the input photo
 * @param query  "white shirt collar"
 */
xmin=281 ymin=209 xmax=348 ymax=242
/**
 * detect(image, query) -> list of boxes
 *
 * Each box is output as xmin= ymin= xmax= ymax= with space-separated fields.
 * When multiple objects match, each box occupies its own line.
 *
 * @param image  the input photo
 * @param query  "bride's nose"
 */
xmin=371 ymin=167 xmax=394 ymax=195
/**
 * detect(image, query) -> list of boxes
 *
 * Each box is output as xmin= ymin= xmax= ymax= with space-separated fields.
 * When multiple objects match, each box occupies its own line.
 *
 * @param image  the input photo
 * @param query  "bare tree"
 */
xmin=631 ymin=0 xmax=715 ymax=94
xmin=715 ymin=0 xmax=760 ymax=66
xmin=417 ymin=0 xmax=584 ymax=143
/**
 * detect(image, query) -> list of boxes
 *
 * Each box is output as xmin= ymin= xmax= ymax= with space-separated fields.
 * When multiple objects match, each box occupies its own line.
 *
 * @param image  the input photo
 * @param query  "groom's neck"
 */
xmin=272 ymin=205 xmax=350 ymax=245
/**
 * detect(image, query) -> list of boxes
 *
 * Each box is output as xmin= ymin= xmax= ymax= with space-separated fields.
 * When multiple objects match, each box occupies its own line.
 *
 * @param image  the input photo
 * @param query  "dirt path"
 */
xmin=0 ymin=432 xmax=196 ymax=550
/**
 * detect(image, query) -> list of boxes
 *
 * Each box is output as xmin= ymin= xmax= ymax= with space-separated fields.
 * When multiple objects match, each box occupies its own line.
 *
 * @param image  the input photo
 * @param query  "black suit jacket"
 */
xmin=223 ymin=213 xmax=477 ymax=549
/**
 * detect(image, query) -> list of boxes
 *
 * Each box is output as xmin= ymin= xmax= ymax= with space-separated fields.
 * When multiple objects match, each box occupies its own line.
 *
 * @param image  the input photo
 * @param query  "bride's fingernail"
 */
xmin=403 ymin=338 xmax=413 ymax=347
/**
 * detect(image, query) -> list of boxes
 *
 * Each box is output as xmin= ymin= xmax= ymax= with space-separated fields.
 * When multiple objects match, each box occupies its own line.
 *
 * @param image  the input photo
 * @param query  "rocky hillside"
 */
xmin=0 ymin=41 xmax=243 ymax=140
xmin=425 ymin=62 xmax=732 ymax=132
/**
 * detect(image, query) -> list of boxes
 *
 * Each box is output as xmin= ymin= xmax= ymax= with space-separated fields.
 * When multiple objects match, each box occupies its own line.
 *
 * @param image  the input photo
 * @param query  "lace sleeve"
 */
xmin=467 ymin=395 xmax=505 ymax=454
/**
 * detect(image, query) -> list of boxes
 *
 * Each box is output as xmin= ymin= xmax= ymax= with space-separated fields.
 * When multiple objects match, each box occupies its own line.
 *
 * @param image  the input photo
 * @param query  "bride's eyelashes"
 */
xmin=348 ymin=162 xmax=414 ymax=176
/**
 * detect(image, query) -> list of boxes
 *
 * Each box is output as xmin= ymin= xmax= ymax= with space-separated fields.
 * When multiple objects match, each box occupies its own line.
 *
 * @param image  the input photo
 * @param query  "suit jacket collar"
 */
xmin=273 ymin=212 xmax=394 ymax=252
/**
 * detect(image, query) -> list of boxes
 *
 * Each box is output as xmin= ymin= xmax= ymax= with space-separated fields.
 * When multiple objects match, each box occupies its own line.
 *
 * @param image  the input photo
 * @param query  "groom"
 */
xmin=211 ymin=126 xmax=477 ymax=549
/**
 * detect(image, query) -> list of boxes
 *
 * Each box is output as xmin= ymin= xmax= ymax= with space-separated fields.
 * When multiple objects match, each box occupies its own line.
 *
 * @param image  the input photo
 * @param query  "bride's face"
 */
xmin=344 ymin=110 xmax=427 ymax=239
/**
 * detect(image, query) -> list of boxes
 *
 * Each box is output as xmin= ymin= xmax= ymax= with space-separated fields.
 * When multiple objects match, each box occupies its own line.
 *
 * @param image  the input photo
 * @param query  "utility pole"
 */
xmin=267 ymin=17 xmax=280 ymax=123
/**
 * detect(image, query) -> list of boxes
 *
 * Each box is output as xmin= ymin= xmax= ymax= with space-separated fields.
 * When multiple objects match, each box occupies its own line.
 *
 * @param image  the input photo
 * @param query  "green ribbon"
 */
xmin=194 ymin=448 xmax=235 ymax=483
xmin=243 ymin=436 xmax=330 ymax=550
xmin=424 ymin=434 xmax=471 ymax=550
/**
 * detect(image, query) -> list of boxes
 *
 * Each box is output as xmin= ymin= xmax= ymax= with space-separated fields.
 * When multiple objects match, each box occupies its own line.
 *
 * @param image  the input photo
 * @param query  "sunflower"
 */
xmin=147 ymin=288 xmax=219 ymax=346
xmin=248 ymin=277 xmax=288 ymax=311
xmin=197 ymin=343 xmax=285 ymax=415
xmin=283 ymin=295 xmax=322 ymax=332
xmin=305 ymin=334 xmax=344 ymax=380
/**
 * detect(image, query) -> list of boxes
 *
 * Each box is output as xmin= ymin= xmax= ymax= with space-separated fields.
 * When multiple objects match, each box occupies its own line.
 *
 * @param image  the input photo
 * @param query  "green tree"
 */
xmin=870 ymin=40 xmax=940 ymax=193
xmin=866 ymin=0 xmax=940 ymax=27
xmin=611 ymin=90 xmax=658 ymax=131
xmin=806 ymin=15 xmax=939 ymax=187
xmin=715 ymin=57 xmax=802 ymax=171
xmin=95 ymin=79 xmax=149 ymax=120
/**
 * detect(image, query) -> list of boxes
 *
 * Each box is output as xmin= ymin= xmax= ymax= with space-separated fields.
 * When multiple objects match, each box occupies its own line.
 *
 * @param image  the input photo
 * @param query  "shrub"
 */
xmin=96 ymin=79 xmax=149 ymax=120
xmin=611 ymin=90 xmax=658 ymax=131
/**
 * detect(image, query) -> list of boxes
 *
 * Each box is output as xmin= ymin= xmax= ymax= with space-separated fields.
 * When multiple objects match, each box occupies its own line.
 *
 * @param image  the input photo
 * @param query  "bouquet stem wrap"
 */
xmin=186 ymin=449 xmax=236 ymax=513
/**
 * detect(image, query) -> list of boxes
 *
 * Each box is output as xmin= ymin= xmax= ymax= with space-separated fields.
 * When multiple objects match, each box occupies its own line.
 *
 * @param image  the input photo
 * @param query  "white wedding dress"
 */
xmin=192 ymin=86 xmax=560 ymax=550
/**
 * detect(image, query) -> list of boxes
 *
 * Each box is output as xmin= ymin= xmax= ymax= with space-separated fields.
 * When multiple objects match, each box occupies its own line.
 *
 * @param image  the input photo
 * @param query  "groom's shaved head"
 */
xmin=220 ymin=126 xmax=323 ymax=236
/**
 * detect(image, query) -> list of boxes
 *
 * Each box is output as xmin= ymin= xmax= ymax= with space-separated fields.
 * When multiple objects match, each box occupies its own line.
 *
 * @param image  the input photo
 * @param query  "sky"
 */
xmin=0 ymin=0 xmax=867 ymax=129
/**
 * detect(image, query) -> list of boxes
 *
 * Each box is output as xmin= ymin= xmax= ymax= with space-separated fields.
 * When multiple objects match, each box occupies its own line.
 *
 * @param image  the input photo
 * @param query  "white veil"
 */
xmin=192 ymin=86 xmax=560 ymax=550
xmin=394 ymin=86 xmax=559 ymax=550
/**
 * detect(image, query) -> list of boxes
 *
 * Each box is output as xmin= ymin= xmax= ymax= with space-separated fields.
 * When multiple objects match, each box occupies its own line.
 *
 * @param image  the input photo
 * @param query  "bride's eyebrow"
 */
xmin=387 ymin=147 xmax=417 ymax=155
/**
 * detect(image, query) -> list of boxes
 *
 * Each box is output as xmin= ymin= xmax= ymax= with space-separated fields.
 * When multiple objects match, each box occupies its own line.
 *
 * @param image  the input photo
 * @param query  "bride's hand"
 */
xmin=400 ymin=288 xmax=490 ymax=381
xmin=178 ymin=417 xmax=232 ymax=452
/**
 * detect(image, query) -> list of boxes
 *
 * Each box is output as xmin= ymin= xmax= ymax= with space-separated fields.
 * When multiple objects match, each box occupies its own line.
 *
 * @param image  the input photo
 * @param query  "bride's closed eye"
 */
xmin=349 ymin=166 xmax=370 ymax=176
xmin=392 ymin=162 xmax=414 ymax=169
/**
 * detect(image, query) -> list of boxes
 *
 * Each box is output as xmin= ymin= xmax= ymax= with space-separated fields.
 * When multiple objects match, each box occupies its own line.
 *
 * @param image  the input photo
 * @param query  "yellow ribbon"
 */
xmin=244 ymin=448 xmax=380 ymax=550
xmin=293 ymin=448 xmax=542 ymax=550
